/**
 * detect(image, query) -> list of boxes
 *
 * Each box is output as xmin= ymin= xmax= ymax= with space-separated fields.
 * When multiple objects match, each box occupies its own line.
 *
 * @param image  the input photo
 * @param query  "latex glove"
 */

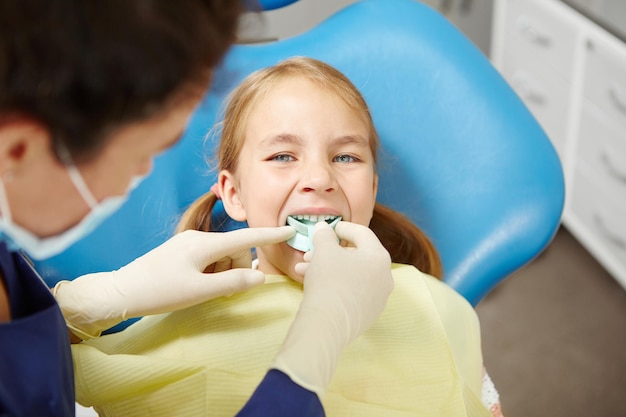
xmin=54 ymin=227 xmax=294 ymax=340
xmin=271 ymin=221 xmax=393 ymax=397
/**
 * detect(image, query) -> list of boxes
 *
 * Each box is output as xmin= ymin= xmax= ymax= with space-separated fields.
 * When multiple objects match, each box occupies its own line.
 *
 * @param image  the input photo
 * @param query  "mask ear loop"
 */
xmin=57 ymin=145 xmax=98 ymax=209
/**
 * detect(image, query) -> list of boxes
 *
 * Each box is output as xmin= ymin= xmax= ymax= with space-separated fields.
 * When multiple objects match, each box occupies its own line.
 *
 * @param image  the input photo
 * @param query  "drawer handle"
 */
xmin=593 ymin=214 xmax=626 ymax=251
xmin=608 ymin=84 xmax=626 ymax=116
xmin=600 ymin=148 xmax=626 ymax=184
xmin=516 ymin=16 xmax=552 ymax=47
xmin=511 ymin=72 xmax=546 ymax=105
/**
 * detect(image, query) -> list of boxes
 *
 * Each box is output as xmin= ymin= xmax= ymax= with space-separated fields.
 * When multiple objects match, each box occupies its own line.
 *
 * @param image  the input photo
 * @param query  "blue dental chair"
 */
xmin=33 ymin=0 xmax=564 ymax=309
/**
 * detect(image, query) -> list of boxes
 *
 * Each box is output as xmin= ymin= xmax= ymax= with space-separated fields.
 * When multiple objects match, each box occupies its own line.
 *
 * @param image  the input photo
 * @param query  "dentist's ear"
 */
xmin=218 ymin=170 xmax=247 ymax=222
xmin=0 ymin=118 xmax=51 ymax=172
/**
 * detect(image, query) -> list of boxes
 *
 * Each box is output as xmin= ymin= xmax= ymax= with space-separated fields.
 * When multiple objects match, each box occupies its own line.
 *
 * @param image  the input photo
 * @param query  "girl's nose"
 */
xmin=300 ymin=161 xmax=337 ymax=193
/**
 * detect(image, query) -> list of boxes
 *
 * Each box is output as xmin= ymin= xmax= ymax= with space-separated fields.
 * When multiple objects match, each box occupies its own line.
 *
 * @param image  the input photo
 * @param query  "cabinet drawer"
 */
xmin=583 ymin=36 xmax=626 ymax=129
xmin=577 ymin=101 xmax=626 ymax=192
xmin=570 ymin=166 xmax=626 ymax=271
xmin=502 ymin=0 xmax=578 ymax=81
xmin=501 ymin=65 xmax=570 ymax=158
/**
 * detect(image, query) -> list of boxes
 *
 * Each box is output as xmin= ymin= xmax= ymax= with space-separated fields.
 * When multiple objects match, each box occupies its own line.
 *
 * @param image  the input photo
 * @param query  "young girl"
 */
xmin=72 ymin=57 xmax=503 ymax=416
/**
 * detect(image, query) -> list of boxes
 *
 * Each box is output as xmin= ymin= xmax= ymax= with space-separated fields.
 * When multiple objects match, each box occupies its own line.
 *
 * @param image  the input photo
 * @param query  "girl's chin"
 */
xmin=281 ymin=247 xmax=305 ymax=278
xmin=256 ymin=245 xmax=304 ymax=280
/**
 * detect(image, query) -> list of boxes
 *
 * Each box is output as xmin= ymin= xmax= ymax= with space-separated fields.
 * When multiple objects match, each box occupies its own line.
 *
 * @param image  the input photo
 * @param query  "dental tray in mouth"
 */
xmin=286 ymin=215 xmax=341 ymax=252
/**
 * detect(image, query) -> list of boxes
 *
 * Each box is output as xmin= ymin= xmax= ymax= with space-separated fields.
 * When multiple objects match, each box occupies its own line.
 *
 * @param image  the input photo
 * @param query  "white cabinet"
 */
xmin=492 ymin=0 xmax=626 ymax=289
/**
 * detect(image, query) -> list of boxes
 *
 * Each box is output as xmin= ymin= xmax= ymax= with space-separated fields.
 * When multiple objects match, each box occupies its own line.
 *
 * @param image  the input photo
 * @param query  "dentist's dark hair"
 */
xmin=0 ymin=0 xmax=248 ymax=163
xmin=177 ymin=57 xmax=442 ymax=278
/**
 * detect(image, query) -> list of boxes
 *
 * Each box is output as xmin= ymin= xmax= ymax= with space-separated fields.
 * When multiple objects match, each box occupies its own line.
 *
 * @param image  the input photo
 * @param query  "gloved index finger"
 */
xmin=198 ymin=226 xmax=296 ymax=263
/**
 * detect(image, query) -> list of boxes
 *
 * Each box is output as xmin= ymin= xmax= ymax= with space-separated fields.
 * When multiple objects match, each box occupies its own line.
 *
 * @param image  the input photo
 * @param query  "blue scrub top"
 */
xmin=237 ymin=369 xmax=324 ymax=417
xmin=0 ymin=243 xmax=75 ymax=417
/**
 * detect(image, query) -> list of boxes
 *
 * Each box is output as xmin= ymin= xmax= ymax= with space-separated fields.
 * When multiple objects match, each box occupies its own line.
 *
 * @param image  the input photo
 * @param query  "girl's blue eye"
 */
xmin=334 ymin=154 xmax=358 ymax=163
xmin=272 ymin=154 xmax=295 ymax=162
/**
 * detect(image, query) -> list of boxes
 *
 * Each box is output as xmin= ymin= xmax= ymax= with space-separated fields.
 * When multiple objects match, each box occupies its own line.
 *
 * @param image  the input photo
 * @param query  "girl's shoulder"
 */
xmin=391 ymin=263 xmax=474 ymax=312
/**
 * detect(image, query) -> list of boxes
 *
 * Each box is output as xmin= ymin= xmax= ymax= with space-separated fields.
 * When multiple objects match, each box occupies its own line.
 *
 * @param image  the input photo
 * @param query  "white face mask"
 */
xmin=0 ymin=151 xmax=146 ymax=260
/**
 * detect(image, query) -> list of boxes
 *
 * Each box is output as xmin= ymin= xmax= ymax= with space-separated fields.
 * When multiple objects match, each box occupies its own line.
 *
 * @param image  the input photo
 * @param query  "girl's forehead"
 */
xmin=249 ymin=77 xmax=356 ymax=119
xmin=238 ymin=74 xmax=375 ymax=147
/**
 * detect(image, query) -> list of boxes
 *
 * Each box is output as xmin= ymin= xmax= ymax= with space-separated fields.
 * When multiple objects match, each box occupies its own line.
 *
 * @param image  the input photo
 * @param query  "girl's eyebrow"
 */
xmin=258 ymin=133 xmax=303 ymax=148
xmin=333 ymin=134 xmax=369 ymax=147
xmin=257 ymin=133 xmax=369 ymax=148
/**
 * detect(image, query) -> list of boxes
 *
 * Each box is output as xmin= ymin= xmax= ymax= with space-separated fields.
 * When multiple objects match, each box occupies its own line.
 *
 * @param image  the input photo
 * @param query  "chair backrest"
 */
xmin=33 ymin=0 xmax=565 ymax=306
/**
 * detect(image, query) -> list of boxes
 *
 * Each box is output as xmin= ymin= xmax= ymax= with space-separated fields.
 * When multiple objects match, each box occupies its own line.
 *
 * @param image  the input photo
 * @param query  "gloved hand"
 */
xmin=54 ymin=227 xmax=294 ymax=340
xmin=271 ymin=221 xmax=393 ymax=397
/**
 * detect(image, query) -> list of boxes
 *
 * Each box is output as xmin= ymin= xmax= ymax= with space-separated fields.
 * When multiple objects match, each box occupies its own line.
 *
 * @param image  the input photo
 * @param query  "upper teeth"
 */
xmin=291 ymin=215 xmax=338 ymax=222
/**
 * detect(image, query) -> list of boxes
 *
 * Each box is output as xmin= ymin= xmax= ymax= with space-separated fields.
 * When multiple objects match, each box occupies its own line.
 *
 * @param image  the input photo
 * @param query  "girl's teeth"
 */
xmin=292 ymin=214 xmax=338 ymax=223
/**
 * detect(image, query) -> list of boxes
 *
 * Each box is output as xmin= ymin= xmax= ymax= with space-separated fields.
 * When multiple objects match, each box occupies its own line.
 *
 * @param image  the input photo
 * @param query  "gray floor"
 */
xmin=476 ymin=227 xmax=626 ymax=417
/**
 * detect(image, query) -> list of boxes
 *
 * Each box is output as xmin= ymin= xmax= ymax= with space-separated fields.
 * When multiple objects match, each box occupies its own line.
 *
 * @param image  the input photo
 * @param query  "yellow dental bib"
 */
xmin=72 ymin=264 xmax=491 ymax=416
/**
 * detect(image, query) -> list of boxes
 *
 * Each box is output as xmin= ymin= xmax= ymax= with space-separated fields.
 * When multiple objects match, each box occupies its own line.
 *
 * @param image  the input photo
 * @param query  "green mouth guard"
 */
xmin=286 ymin=215 xmax=342 ymax=252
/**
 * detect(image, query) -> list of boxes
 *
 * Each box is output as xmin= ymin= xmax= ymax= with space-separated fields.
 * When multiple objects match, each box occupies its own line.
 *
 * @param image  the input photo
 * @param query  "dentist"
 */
xmin=0 ymin=1 xmax=393 ymax=416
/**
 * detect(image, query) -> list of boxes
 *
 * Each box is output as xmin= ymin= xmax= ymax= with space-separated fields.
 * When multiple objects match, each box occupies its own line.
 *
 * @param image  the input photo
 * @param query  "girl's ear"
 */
xmin=218 ymin=170 xmax=247 ymax=221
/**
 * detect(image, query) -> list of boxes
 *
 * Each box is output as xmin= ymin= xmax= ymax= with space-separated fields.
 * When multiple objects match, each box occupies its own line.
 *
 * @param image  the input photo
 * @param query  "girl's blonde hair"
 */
xmin=178 ymin=57 xmax=443 ymax=278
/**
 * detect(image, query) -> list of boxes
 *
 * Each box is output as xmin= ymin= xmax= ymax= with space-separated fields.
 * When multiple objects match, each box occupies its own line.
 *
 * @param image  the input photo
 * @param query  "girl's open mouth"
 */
xmin=285 ymin=215 xmax=342 ymax=252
